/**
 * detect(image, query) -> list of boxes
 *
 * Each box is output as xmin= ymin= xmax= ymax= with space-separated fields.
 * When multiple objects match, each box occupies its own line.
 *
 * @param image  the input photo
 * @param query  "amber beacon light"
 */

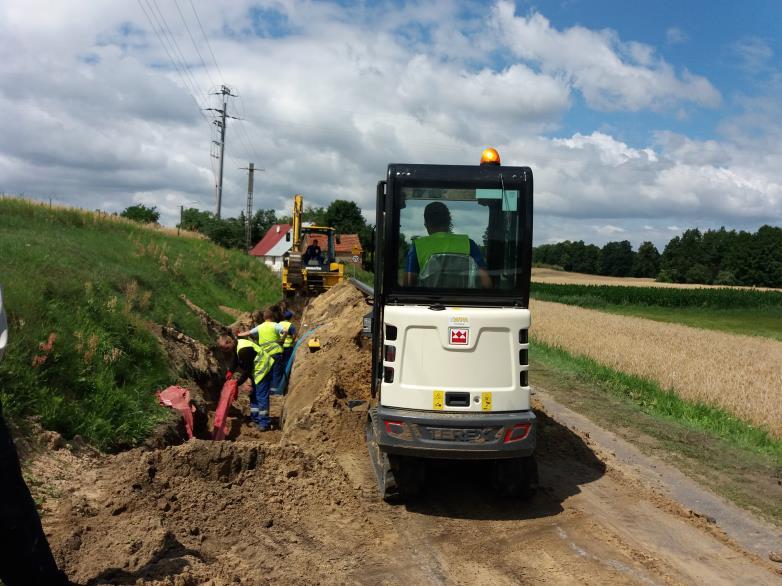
xmin=480 ymin=147 xmax=501 ymax=166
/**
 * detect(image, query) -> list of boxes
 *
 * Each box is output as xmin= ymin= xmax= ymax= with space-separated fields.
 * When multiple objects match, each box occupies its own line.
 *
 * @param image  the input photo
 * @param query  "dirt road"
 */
xmin=27 ymin=284 xmax=781 ymax=585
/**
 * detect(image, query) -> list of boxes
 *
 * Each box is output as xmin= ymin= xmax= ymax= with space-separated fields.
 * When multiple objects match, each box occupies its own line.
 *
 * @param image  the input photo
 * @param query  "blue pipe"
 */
xmin=274 ymin=325 xmax=321 ymax=395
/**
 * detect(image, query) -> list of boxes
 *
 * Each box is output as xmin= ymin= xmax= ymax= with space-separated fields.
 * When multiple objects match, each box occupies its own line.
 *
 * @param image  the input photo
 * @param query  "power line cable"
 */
xmin=137 ymin=0 xmax=207 ymax=120
xmin=137 ymin=0 xmax=216 ymax=189
xmin=148 ymin=0 xmax=208 ymax=107
xmin=233 ymin=94 xmax=263 ymax=163
xmin=173 ymin=0 xmax=217 ymax=90
xmin=188 ymin=0 xmax=226 ymax=86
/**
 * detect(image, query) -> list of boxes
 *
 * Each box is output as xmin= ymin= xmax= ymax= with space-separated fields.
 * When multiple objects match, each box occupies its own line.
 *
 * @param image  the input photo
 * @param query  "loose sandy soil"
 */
xmin=22 ymin=284 xmax=782 ymax=584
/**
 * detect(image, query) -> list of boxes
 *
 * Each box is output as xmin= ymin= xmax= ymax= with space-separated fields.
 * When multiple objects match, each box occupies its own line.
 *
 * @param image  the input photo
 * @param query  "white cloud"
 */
xmin=490 ymin=1 xmax=720 ymax=111
xmin=593 ymin=224 xmax=626 ymax=235
xmin=0 ymin=0 xmax=779 ymax=252
xmin=732 ymin=37 xmax=774 ymax=73
xmin=666 ymin=27 xmax=688 ymax=45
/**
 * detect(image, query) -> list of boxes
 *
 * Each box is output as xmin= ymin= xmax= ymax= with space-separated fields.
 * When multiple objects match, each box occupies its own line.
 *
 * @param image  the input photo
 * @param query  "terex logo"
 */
xmin=449 ymin=327 xmax=469 ymax=345
xmin=428 ymin=427 xmax=495 ymax=443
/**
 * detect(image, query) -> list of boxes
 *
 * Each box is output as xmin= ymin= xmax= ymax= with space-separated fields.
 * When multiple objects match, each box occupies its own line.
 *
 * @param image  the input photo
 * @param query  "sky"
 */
xmin=1 ymin=0 xmax=780 ymax=248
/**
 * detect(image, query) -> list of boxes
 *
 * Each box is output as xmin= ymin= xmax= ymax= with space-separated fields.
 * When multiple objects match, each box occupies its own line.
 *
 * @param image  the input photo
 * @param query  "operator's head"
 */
xmin=313 ymin=238 xmax=319 ymax=246
xmin=263 ymin=308 xmax=274 ymax=321
xmin=217 ymin=334 xmax=236 ymax=354
xmin=424 ymin=201 xmax=453 ymax=234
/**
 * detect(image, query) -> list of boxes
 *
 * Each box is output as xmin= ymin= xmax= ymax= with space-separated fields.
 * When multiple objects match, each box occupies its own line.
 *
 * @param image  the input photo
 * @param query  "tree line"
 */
xmin=120 ymin=200 xmax=374 ymax=262
xmin=533 ymin=225 xmax=782 ymax=287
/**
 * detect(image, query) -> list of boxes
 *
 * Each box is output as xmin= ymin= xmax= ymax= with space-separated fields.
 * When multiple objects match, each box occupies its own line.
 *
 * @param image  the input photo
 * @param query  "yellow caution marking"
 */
xmin=433 ymin=390 xmax=444 ymax=411
xmin=481 ymin=392 xmax=492 ymax=411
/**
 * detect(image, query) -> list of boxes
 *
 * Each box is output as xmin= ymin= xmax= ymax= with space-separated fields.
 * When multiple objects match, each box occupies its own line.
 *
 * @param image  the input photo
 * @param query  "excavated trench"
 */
xmin=26 ymin=284 xmax=782 ymax=585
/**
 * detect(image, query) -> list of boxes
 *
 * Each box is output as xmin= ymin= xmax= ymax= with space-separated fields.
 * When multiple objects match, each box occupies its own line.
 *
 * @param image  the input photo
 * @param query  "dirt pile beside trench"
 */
xmin=282 ymin=283 xmax=372 ymax=449
xmin=45 ymin=437 xmax=384 ymax=585
xmin=38 ymin=283 xmax=382 ymax=585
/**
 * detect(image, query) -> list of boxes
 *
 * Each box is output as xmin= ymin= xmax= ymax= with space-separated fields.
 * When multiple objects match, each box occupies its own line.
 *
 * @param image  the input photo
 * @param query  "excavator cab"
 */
xmin=366 ymin=149 xmax=537 ymax=500
xmin=281 ymin=195 xmax=345 ymax=296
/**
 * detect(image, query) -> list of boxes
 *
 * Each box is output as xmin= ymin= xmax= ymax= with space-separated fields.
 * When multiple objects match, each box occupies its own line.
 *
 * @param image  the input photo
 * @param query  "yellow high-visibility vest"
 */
xmin=279 ymin=320 xmax=294 ymax=348
xmin=255 ymin=321 xmax=283 ymax=356
xmin=414 ymin=232 xmax=470 ymax=270
xmin=236 ymin=338 xmax=272 ymax=383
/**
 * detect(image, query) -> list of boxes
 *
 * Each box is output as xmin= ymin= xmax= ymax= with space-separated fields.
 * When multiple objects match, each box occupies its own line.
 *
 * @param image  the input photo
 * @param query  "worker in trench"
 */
xmin=278 ymin=305 xmax=298 ymax=384
xmin=217 ymin=331 xmax=275 ymax=431
xmin=234 ymin=308 xmax=290 ymax=421
xmin=242 ymin=306 xmax=288 ymax=395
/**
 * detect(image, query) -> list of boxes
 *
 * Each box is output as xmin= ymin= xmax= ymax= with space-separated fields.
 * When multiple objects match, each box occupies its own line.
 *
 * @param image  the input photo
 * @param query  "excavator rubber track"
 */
xmin=366 ymin=410 xmax=399 ymax=501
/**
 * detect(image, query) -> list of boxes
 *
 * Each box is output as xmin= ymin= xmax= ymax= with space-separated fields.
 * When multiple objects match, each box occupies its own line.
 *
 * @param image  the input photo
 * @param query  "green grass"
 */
xmin=531 ymin=282 xmax=782 ymax=308
xmin=531 ymin=282 xmax=782 ymax=340
xmin=531 ymin=339 xmax=782 ymax=460
xmin=590 ymin=304 xmax=782 ymax=341
xmin=0 ymin=198 xmax=281 ymax=450
xmin=346 ymin=265 xmax=375 ymax=287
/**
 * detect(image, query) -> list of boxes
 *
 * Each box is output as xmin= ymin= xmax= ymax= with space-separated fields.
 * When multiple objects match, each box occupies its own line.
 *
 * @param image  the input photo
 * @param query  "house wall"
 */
xmin=261 ymin=255 xmax=284 ymax=273
xmin=336 ymin=252 xmax=363 ymax=266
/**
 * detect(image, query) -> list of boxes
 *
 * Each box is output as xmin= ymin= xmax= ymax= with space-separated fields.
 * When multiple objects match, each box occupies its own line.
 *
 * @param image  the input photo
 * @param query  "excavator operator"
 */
xmin=403 ymin=202 xmax=492 ymax=288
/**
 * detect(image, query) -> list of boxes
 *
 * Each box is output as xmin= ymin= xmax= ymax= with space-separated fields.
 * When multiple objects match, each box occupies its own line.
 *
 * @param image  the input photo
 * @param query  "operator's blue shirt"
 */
xmin=406 ymin=239 xmax=487 ymax=273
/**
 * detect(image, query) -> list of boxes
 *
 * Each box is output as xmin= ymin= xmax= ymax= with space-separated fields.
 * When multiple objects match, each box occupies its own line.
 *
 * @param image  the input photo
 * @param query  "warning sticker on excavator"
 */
xmin=481 ymin=392 xmax=492 ymax=411
xmin=433 ymin=390 xmax=444 ymax=410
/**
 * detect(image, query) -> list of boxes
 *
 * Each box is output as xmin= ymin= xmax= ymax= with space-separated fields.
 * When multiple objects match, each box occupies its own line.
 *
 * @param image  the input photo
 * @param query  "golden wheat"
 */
xmin=532 ymin=267 xmax=777 ymax=291
xmin=531 ymin=299 xmax=782 ymax=437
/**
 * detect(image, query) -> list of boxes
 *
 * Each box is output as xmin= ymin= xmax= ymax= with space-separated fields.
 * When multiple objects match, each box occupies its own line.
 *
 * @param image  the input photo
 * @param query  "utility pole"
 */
xmin=206 ymin=85 xmax=237 ymax=219
xmin=240 ymin=163 xmax=265 ymax=253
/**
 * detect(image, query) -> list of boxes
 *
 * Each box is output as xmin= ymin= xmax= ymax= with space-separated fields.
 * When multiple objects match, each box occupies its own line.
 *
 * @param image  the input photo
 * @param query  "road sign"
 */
xmin=351 ymin=245 xmax=361 ymax=256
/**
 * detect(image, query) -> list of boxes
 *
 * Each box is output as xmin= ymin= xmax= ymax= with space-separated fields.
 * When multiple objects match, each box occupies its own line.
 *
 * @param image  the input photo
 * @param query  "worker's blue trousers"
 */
xmin=249 ymin=374 xmax=271 ymax=430
xmin=281 ymin=347 xmax=294 ymax=371
xmin=270 ymin=353 xmax=284 ymax=394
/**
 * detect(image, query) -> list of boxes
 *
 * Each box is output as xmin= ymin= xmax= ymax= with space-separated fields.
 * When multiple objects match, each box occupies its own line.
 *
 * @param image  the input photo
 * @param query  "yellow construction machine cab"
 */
xmin=282 ymin=194 xmax=345 ymax=296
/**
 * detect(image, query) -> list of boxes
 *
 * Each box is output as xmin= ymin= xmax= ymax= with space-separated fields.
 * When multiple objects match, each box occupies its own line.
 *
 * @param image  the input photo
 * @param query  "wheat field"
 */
xmin=531 ymin=299 xmax=782 ymax=437
xmin=531 ymin=267 xmax=778 ymax=292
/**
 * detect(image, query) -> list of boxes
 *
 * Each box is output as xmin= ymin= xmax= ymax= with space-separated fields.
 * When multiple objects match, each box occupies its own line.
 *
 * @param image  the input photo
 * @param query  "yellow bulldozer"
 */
xmin=282 ymin=194 xmax=345 ymax=296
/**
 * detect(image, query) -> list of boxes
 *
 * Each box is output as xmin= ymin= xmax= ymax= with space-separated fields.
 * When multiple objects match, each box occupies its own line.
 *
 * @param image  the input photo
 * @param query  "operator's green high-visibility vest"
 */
xmin=236 ymin=338 xmax=273 ymax=384
xmin=279 ymin=320 xmax=294 ymax=349
xmin=255 ymin=321 xmax=283 ymax=356
xmin=414 ymin=232 xmax=470 ymax=271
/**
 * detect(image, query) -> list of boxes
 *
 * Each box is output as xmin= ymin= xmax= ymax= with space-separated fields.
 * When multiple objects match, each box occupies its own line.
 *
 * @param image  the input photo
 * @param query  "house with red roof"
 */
xmin=334 ymin=233 xmax=363 ymax=266
xmin=249 ymin=224 xmax=291 ymax=272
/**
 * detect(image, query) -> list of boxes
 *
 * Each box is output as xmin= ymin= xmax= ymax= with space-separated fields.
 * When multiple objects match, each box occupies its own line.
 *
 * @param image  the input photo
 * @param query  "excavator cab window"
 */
xmin=397 ymin=186 xmax=526 ymax=292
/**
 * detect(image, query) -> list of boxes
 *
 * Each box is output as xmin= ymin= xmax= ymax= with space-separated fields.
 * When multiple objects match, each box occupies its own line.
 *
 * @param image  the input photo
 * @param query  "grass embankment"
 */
xmin=531 ymin=342 xmax=782 ymax=523
xmin=349 ymin=266 xmax=375 ymax=287
xmin=531 ymin=282 xmax=782 ymax=340
xmin=0 ymin=198 xmax=280 ymax=449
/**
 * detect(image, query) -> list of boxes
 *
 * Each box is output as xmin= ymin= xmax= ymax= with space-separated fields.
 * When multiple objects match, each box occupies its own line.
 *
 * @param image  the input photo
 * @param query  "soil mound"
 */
xmin=282 ymin=283 xmax=372 ymax=448
xmin=47 ymin=438 xmax=376 ymax=585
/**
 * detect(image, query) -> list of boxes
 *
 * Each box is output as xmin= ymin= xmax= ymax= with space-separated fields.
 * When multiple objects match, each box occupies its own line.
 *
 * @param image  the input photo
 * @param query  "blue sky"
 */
xmin=0 ymin=0 xmax=780 ymax=249
xmin=538 ymin=0 xmax=780 ymax=143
